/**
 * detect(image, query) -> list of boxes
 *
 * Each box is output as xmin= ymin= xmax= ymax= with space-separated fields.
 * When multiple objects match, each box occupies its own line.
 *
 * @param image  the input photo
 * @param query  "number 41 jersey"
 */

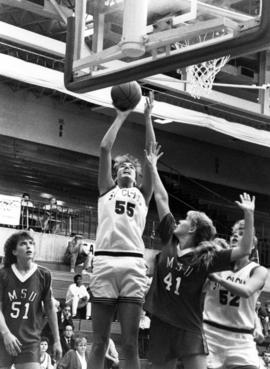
xmin=95 ymin=185 xmax=147 ymax=255
xmin=203 ymin=261 xmax=260 ymax=332
xmin=0 ymin=263 xmax=52 ymax=346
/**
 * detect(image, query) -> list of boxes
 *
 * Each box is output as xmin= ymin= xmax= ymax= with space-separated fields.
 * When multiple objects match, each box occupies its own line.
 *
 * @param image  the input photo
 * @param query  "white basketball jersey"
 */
xmin=203 ymin=262 xmax=260 ymax=331
xmin=95 ymin=185 xmax=148 ymax=254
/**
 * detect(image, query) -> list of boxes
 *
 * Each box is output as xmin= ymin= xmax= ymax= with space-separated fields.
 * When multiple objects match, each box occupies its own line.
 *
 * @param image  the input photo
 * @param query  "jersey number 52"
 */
xmin=219 ymin=290 xmax=240 ymax=307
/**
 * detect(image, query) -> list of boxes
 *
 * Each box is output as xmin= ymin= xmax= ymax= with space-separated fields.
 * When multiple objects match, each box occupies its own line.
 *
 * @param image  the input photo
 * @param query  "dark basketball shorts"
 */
xmin=0 ymin=341 xmax=40 ymax=367
xmin=148 ymin=316 xmax=208 ymax=365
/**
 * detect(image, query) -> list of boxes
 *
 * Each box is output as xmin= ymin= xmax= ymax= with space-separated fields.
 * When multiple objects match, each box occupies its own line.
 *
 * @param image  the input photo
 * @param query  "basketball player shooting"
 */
xmin=0 ymin=231 xmax=62 ymax=369
xmin=88 ymin=88 xmax=156 ymax=369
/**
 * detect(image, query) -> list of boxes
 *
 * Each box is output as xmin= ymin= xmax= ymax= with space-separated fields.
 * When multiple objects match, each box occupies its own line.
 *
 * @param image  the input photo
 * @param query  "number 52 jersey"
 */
xmin=203 ymin=261 xmax=261 ymax=332
xmin=0 ymin=263 xmax=52 ymax=346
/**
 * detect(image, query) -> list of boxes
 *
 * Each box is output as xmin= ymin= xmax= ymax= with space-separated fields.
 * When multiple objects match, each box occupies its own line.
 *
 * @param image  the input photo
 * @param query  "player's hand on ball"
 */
xmin=235 ymin=193 xmax=255 ymax=213
xmin=116 ymin=108 xmax=132 ymax=119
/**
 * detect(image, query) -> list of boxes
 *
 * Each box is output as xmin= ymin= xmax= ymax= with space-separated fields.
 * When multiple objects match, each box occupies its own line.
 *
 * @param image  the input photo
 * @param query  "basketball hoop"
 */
xmin=187 ymin=55 xmax=230 ymax=99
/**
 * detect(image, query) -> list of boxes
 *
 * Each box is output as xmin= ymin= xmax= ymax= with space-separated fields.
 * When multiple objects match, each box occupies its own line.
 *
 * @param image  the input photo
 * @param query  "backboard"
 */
xmin=64 ymin=0 xmax=270 ymax=93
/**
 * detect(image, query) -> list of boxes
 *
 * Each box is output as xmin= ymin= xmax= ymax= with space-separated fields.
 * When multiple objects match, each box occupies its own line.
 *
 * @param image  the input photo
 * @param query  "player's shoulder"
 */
xmin=36 ymin=264 xmax=52 ymax=278
xmin=99 ymin=184 xmax=117 ymax=198
xmin=250 ymin=262 xmax=268 ymax=278
xmin=0 ymin=266 xmax=11 ymax=278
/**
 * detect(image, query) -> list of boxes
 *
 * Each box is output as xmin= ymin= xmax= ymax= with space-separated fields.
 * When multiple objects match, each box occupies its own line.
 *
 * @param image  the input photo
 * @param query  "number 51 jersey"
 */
xmin=0 ymin=263 xmax=52 ymax=346
xmin=95 ymin=185 xmax=147 ymax=255
xmin=203 ymin=261 xmax=260 ymax=332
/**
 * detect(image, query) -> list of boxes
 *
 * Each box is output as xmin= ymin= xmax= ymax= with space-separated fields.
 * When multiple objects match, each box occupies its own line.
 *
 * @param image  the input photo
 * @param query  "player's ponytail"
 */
xmin=190 ymin=240 xmax=217 ymax=269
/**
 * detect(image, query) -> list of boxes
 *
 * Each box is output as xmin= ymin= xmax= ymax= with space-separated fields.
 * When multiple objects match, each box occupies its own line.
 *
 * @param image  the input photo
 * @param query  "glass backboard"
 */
xmin=64 ymin=0 xmax=269 ymax=93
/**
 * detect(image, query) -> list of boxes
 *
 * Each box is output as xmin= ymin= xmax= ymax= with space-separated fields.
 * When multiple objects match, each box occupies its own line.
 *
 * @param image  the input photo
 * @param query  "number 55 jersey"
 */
xmin=203 ymin=261 xmax=260 ymax=333
xmin=0 ymin=263 xmax=52 ymax=346
xmin=95 ymin=185 xmax=147 ymax=256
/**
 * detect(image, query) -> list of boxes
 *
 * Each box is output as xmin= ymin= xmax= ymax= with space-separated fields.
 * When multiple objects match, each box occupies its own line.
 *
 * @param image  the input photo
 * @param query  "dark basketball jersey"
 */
xmin=145 ymin=213 xmax=232 ymax=333
xmin=0 ymin=263 xmax=52 ymax=346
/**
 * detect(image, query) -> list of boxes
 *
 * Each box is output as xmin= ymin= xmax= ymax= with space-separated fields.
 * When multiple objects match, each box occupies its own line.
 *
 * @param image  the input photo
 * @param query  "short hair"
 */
xmin=113 ymin=154 xmax=142 ymax=182
xmin=64 ymin=324 xmax=74 ymax=331
xmin=40 ymin=336 xmax=49 ymax=344
xmin=74 ymin=335 xmax=87 ymax=348
xmin=74 ymin=274 xmax=82 ymax=283
xmin=61 ymin=302 xmax=71 ymax=310
xmin=3 ymin=231 xmax=34 ymax=268
xmin=73 ymin=235 xmax=83 ymax=244
xmin=187 ymin=210 xmax=216 ymax=246
xmin=232 ymin=219 xmax=257 ymax=249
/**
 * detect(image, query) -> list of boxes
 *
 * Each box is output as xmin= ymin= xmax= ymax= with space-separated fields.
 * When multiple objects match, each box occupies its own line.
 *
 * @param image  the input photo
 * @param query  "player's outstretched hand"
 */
xmin=115 ymin=108 xmax=132 ymax=120
xmin=145 ymin=142 xmax=163 ymax=168
xmin=53 ymin=340 xmax=62 ymax=361
xmin=235 ymin=192 xmax=255 ymax=213
xmin=144 ymin=91 xmax=154 ymax=117
xmin=3 ymin=331 xmax=22 ymax=356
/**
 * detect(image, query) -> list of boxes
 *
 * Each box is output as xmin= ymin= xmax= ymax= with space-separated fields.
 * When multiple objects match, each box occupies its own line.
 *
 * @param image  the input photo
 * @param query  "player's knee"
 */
xmin=122 ymin=340 xmax=138 ymax=358
xmin=91 ymin=340 xmax=108 ymax=356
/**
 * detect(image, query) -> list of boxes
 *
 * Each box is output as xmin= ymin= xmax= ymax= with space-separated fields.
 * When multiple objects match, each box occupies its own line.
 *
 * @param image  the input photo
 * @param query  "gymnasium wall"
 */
xmin=0 ymin=84 xmax=269 ymax=196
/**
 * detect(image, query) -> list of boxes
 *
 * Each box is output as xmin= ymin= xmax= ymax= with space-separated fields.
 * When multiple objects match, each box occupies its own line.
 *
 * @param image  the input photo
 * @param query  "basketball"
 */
xmin=111 ymin=81 xmax=142 ymax=111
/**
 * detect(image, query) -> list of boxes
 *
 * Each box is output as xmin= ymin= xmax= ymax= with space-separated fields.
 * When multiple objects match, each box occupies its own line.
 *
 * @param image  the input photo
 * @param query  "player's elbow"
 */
xmin=100 ymin=143 xmax=110 ymax=153
xmin=240 ymin=288 xmax=253 ymax=298
xmin=154 ymin=192 xmax=168 ymax=204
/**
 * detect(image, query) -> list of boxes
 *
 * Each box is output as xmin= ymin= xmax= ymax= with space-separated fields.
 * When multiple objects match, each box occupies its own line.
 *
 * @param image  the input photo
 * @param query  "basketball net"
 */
xmin=187 ymin=55 xmax=230 ymax=99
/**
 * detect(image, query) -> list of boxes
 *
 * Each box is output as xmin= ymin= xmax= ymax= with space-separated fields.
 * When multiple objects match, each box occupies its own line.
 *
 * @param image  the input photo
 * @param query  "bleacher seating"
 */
xmin=40 ymin=263 xmax=150 ymax=368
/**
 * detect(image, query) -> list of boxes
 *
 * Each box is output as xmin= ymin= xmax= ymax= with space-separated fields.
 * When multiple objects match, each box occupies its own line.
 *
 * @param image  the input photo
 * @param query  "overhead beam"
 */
xmin=0 ymin=0 xmax=72 ymax=22
xmin=0 ymin=21 xmax=65 ymax=57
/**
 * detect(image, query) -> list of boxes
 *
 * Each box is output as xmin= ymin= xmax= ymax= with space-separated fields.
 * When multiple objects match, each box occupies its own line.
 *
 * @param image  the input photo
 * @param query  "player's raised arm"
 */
xmin=98 ymin=109 xmax=131 ymax=195
xmin=141 ymin=91 xmax=157 ymax=205
xmin=230 ymin=192 xmax=255 ymax=261
xmin=145 ymin=142 xmax=169 ymax=221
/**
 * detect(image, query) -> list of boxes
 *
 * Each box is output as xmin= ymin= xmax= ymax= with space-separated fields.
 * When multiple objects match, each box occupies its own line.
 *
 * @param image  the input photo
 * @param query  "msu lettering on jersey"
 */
xmin=0 ymin=264 xmax=52 ymax=346
xmin=145 ymin=213 xmax=233 ymax=333
xmin=95 ymin=186 xmax=147 ymax=254
xmin=203 ymin=262 xmax=260 ymax=331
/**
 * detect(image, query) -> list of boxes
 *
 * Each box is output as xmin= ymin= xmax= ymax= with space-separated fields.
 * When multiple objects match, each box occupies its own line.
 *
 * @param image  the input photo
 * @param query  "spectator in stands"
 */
xmin=66 ymin=274 xmax=89 ymax=318
xmin=86 ymin=286 xmax=92 ymax=320
xmin=254 ymin=306 xmax=265 ymax=344
xmin=105 ymin=338 xmax=120 ymax=369
xmin=64 ymin=235 xmax=93 ymax=274
xmin=60 ymin=324 xmax=75 ymax=356
xmin=20 ymin=192 xmax=35 ymax=230
xmin=138 ymin=310 xmax=151 ymax=358
xmin=262 ymin=351 xmax=270 ymax=369
xmin=256 ymin=300 xmax=268 ymax=336
xmin=42 ymin=299 xmax=68 ymax=354
xmin=58 ymin=303 xmax=74 ymax=335
xmin=40 ymin=336 xmax=53 ymax=369
xmin=264 ymin=300 xmax=270 ymax=337
xmin=42 ymin=196 xmax=62 ymax=233
xmin=57 ymin=335 xmax=90 ymax=369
